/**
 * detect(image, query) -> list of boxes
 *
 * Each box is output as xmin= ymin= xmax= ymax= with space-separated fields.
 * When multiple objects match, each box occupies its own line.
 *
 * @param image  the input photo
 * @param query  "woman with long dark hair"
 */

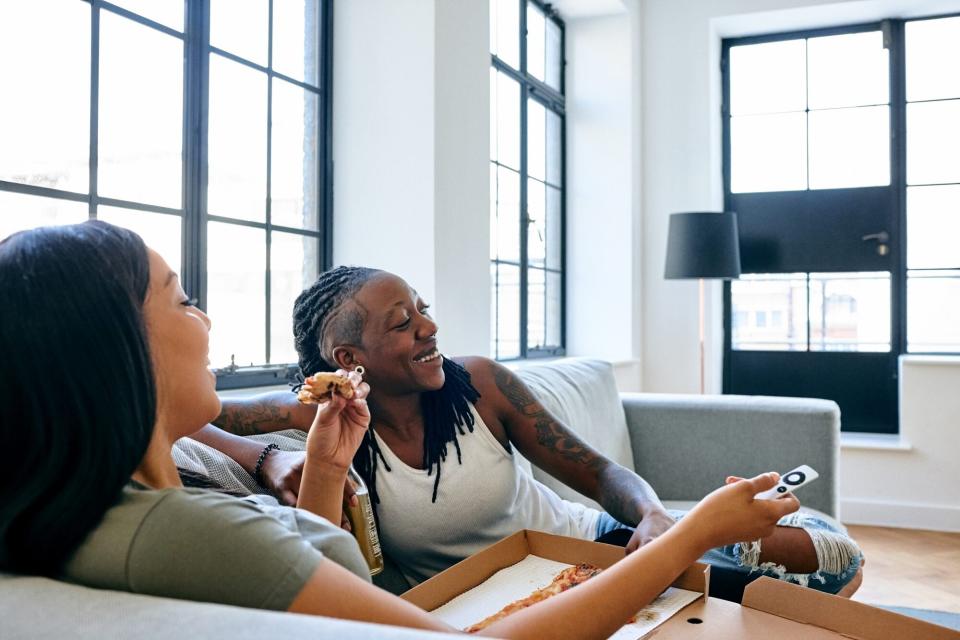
xmin=0 ymin=222 xmax=806 ymax=638
xmin=210 ymin=266 xmax=863 ymax=599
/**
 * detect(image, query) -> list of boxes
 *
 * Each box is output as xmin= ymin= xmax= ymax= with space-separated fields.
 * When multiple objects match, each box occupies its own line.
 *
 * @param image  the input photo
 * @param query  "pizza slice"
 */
xmin=297 ymin=371 xmax=355 ymax=404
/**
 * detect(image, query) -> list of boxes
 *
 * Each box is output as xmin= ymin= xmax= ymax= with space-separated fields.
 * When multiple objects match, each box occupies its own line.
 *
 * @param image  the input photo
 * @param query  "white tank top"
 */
xmin=372 ymin=403 xmax=601 ymax=585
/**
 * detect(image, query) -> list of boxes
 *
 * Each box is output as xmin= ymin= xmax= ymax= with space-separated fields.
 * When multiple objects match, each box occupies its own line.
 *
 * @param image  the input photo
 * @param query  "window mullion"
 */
xmin=890 ymin=19 xmax=908 ymax=357
xmin=89 ymin=3 xmax=100 ymax=220
xmin=264 ymin=0 xmax=274 ymax=364
xmin=518 ymin=0 xmax=529 ymax=358
xmin=182 ymin=0 xmax=209 ymax=308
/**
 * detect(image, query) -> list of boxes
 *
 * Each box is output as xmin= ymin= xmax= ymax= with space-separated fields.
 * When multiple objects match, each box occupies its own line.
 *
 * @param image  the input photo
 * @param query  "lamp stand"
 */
xmin=698 ymin=277 xmax=705 ymax=394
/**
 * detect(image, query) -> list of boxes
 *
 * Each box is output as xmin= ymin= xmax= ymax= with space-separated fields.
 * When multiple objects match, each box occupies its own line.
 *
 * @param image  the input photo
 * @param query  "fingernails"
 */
xmin=351 ymin=495 xmax=359 ymax=507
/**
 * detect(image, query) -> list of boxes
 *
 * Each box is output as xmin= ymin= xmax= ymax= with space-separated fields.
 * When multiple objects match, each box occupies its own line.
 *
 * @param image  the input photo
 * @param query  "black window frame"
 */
xmin=490 ymin=0 xmax=567 ymax=361
xmin=0 ymin=0 xmax=334 ymax=390
xmin=721 ymin=13 xmax=960 ymax=433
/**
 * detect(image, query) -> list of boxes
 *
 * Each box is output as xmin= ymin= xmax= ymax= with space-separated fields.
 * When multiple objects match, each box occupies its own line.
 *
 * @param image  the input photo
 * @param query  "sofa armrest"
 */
xmin=621 ymin=393 xmax=840 ymax=517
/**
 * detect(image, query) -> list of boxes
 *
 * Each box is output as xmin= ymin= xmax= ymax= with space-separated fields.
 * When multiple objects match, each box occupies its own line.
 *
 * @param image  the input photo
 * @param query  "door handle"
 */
xmin=862 ymin=231 xmax=890 ymax=256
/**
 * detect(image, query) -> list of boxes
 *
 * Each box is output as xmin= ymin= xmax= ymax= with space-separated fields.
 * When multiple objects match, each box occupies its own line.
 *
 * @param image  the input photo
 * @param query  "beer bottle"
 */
xmin=345 ymin=466 xmax=384 ymax=576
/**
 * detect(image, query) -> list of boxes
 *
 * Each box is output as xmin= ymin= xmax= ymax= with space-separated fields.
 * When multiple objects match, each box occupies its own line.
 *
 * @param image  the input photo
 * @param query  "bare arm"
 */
xmin=213 ymin=391 xmax=316 ymax=436
xmin=288 ymin=475 xmax=798 ymax=639
xmin=287 ymin=522 xmax=698 ymax=638
xmin=189 ymin=424 xmax=266 ymax=475
xmin=481 ymin=359 xmax=664 ymax=528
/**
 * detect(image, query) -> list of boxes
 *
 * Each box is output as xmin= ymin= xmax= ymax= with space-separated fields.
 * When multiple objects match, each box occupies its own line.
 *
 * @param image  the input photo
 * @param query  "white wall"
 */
xmin=565 ymin=14 xmax=641 ymax=367
xmin=333 ymin=0 xmax=489 ymax=357
xmin=639 ymin=0 xmax=960 ymax=531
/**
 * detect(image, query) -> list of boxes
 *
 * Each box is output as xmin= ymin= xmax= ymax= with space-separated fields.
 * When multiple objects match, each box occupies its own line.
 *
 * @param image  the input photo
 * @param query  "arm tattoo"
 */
xmin=213 ymin=400 xmax=295 ymax=437
xmin=492 ymin=367 xmax=605 ymax=472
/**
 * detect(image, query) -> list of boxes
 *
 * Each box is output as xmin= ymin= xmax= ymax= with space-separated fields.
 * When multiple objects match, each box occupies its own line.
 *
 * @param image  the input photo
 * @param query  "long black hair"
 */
xmin=292 ymin=266 xmax=480 ymax=504
xmin=0 ymin=221 xmax=156 ymax=576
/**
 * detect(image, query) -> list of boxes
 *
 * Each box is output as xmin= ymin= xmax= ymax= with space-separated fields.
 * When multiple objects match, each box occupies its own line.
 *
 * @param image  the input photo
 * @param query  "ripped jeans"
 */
xmin=594 ymin=509 xmax=863 ymax=603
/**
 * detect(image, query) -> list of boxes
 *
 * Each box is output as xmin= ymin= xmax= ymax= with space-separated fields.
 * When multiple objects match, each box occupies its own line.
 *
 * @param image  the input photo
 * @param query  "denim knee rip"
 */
xmin=731 ymin=513 xmax=863 ymax=588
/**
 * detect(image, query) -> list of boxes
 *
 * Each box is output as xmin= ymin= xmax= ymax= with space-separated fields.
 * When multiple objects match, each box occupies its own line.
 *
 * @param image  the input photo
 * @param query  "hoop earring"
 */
xmin=354 ymin=365 xmax=365 ymax=378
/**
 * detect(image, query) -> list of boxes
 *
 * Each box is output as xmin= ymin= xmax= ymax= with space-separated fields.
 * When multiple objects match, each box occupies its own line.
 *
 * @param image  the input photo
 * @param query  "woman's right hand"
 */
xmin=678 ymin=472 xmax=800 ymax=551
xmin=303 ymin=370 xmax=371 ymax=471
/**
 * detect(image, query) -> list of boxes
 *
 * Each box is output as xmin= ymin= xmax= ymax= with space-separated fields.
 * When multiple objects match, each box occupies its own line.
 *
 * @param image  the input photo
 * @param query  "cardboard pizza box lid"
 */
xmin=646 ymin=578 xmax=957 ymax=639
xmin=400 ymin=529 xmax=709 ymax=613
xmin=740 ymin=577 xmax=958 ymax=640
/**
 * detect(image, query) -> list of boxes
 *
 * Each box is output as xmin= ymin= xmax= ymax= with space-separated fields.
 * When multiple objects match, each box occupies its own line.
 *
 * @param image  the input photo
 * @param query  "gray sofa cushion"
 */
xmin=0 ymin=573 xmax=464 ymax=640
xmin=514 ymin=358 xmax=635 ymax=510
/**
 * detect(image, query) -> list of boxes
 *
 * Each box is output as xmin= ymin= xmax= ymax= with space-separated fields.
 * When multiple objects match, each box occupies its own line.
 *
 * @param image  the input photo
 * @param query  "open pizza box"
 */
xmin=400 ymin=529 xmax=710 ymax=638
xmin=400 ymin=529 xmax=956 ymax=639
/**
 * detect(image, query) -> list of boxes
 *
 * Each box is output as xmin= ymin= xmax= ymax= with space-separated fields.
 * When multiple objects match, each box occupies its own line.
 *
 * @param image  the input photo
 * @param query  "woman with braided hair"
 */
xmin=205 ymin=266 xmax=864 ymax=600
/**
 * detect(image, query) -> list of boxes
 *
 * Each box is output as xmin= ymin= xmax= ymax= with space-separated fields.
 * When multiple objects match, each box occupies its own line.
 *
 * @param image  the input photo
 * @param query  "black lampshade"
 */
xmin=664 ymin=212 xmax=742 ymax=280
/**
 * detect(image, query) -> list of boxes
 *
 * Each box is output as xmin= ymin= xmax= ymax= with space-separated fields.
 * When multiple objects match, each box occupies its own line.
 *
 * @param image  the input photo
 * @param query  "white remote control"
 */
xmin=754 ymin=465 xmax=819 ymax=500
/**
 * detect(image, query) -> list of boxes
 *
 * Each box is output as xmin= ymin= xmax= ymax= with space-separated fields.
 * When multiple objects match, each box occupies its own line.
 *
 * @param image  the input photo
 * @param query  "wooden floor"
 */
xmin=846 ymin=525 xmax=960 ymax=613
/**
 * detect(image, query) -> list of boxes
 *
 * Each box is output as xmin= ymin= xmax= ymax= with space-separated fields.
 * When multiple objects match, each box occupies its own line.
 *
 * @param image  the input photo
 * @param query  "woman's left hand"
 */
xmin=625 ymin=508 xmax=677 ymax=553
xmin=304 ymin=369 xmax=371 ymax=471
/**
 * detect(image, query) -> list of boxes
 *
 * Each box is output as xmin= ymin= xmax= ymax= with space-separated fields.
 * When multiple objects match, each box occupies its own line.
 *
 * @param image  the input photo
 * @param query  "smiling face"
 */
xmin=142 ymin=249 xmax=220 ymax=439
xmin=330 ymin=272 xmax=444 ymax=395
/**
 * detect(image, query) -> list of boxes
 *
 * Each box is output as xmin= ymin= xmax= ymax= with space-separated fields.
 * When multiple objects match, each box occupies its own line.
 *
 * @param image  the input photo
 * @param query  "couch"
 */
xmin=0 ymin=358 xmax=840 ymax=638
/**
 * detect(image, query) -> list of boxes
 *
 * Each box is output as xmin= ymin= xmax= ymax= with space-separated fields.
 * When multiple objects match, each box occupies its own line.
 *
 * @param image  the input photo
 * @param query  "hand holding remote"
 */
xmin=754 ymin=464 xmax=819 ymax=500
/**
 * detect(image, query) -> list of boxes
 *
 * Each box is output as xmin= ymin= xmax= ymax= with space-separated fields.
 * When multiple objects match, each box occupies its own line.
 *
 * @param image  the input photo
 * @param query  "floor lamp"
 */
xmin=664 ymin=212 xmax=742 ymax=394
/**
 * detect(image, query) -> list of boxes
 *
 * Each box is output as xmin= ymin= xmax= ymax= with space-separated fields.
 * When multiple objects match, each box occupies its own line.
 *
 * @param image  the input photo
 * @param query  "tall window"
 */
xmin=0 ymin=0 xmax=332 ymax=388
xmin=723 ymin=16 xmax=960 ymax=433
xmin=489 ymin=0 xmax=565 ymax=360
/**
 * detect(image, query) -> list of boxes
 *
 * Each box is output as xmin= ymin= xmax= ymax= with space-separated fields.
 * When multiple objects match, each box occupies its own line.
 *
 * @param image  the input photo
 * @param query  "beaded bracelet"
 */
xmin=253 ymin=443 xmax=280 ymax=487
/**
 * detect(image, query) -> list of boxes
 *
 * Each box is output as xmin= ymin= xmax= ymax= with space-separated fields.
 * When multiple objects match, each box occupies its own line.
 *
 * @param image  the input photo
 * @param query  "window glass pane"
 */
xmin=731 ymin=274 xmax=807 ymax=351
xmin=207 ymin=222 xmax=266 ymax=367
xmin=490 ymin=68 xmax=498 ymax=161
xmin=907 ymin=271 xmax=960 ymax=353
xmin=208 ymin=55 xmax=268 ymax=222
xmin=526 ymin=3 xmax=545 ymax=82
xmin=496 ymin=264 xmax=521 ymax=359
xmin=0 ymin=1 xmax=89 ymax=193
xmin=527 ymin=99 xmax=545 ymax=182
xmin=907 ymin=100 xmax=960 ymax=186
xmin=546 ymin=110 xmax=562 ymax=186
xmin=0 ymin=192 xmax=87 ymax=243
xmin=98 ymin=12 xmax=183 ymax=208
xmin=809 ymin=272 xmax=890 ymax=352
xmin=527 ymin=178 xmax=545 ymax=267
xmin=494 ymin=72 xmax=520 ymax=171
xmin=271 ymin=232 xmax=319 ymax=364
xmin=489 ymin=164 xmax=498 ymax=260
xmin=906 ymin=17 xmax=960 ymax=102
xmin=97 ymin=207 xmax=181 ymax=275
xmin=729 ymin=40 xmax=806 ymax=116
xmin=273 ymin=0 xmax=319 ymax=85
xmin=907 ymin=185 xmax=960 ymax=270
xmin=210 ymin=0 xmax=268 ymax=66
xmin=527 ymin=267 xmax=545 ymax=349
xmin=490 ymin=262 xmax=498 ymax=357
xmin=546 ymin=270 xmax=561 ymax=347
xmin=807 ymin=31 xmax=888 ymax=110
xmin=546 ymin=185 xmax=561 ymax=270
xmin=545 ymin=16 xmax=562 ymax=91
xmin=495 ymin=166 xmax=520 ymax=262
xmin=271 ymin=80 xmax=318 ymax=230
xmin=109 ymin=1 xmax=184 ymax=31
xmin=490 ymin=0 xmax=519 ymax=69
xmin=731 ymin=113 xmax=807 ymax=193
xmin=808 ymin=106 xmax=889 ymax=189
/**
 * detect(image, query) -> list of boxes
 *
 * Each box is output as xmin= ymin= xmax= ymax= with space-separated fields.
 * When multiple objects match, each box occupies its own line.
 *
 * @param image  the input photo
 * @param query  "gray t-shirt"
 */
xmin=62 ymin=486 xmax=370 ymax=611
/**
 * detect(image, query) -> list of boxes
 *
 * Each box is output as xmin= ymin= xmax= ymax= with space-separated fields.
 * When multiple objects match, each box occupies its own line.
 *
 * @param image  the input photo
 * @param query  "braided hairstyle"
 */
xmin=292 ymin=266 xmax=481 ymax=505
